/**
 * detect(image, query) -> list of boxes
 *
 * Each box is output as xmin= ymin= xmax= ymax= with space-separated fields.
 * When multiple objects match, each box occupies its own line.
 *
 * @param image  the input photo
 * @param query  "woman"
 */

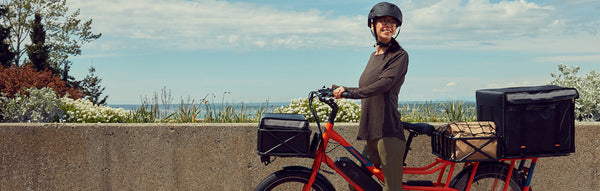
xmin=332 ymin=2 xmax=408 ymax=191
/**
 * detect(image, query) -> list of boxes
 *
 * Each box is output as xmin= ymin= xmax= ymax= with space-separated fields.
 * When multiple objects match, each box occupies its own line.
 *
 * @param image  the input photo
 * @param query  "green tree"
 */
xmin=1 ymin=0 xmax=101 ymax=74
xmin=81 ymin=65 xmax=107 ymax=105
xmin=0 ymin=6 xmax=14 ymax=67
xmin=550 ymin=64 xmax=600 ymax=121
xmin=25 ymin=12 xmax=50 ymax=72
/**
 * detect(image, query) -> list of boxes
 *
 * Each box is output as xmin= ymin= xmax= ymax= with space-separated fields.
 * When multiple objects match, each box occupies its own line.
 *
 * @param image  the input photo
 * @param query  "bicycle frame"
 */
xmin=304 ymin=121 xmax=463 ymax=191
xmin=303 ymin=121 xmax=538 ymax=191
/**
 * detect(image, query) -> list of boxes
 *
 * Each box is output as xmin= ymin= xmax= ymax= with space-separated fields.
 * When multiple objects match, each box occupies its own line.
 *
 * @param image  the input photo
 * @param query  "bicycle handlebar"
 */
xmin=314 ymin=87 xmax=352 ymax=99
xmin=308 ymin=87 xmax=352 ymax=125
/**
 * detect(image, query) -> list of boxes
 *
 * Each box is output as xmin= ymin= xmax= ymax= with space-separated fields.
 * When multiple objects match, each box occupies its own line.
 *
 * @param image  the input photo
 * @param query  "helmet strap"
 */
xmin=376 ymin=40 xmax=391 ymax=47
xmin=372 ymin=24 xmax=387 ymax=47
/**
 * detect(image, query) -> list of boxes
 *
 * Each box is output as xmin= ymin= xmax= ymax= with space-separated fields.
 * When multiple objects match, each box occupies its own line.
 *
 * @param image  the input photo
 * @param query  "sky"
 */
xmin=64 ymin=0 xmax=600 ymax=104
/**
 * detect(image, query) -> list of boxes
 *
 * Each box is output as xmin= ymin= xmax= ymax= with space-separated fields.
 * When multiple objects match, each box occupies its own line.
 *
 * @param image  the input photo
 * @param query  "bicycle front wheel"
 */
xmin=450 ymin=162 xmax=524 ymax=191
xmin=254 ymin=169 xmax=335 ymax=191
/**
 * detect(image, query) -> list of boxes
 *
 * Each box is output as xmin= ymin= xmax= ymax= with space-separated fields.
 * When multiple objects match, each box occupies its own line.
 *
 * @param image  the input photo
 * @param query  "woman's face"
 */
xmin=371 ymin=16 xmax=398 ymax=44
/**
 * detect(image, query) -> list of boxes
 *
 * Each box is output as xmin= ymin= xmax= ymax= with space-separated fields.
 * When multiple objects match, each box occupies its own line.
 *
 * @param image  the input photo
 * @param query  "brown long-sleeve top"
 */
xmin=335 ymin=47 xmax=408 ymax=141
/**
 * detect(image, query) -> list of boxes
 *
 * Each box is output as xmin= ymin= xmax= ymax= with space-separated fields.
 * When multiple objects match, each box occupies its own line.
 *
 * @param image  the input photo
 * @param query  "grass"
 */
xmin=132 ymin=97 xmax=474 ymax=123
xmin=399 ymin=101 xmax=444 ymax=122
xmin=399 ymin=101 xmax=476 ymax=123
xmin=171 ymin=97 xmax=203 ymax=123
xmin=441 ymin=100 xmax=477 ymax=122
xmin=132 ymin=90 xmax=276 ymax=123
xmin=203 ymin=92 xmax=268 ymax=123
xmin=131 ymin=87 xmax=475 ymax=123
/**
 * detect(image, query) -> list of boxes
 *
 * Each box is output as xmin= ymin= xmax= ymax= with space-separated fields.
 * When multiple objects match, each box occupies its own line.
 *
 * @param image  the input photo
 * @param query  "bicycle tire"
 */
xmin=450 ymin=162 xmax=525 ymax=191
xmin=254 ymin=169 xmax=336 ymax=191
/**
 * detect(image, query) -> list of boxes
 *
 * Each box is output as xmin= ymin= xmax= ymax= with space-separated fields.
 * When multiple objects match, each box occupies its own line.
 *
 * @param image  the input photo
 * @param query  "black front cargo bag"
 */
xmin=476 ymin=85 xmax=578 ymax=158
xmin=257 ymin=113 xmax=313 ymax=157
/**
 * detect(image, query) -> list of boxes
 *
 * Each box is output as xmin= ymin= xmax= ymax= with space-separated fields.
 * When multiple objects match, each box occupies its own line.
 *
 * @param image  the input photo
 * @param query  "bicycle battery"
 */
xmin=335 ymin=157 xmax=382 ymax=191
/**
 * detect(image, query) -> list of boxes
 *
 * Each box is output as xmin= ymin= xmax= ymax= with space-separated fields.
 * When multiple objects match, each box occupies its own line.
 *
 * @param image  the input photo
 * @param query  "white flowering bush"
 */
xmin=275 ymin=97 xmax=360 ymax=122
xmin=0 ymin=87 xmax=65 ymax=122
xmin=550 ymin=64 xmax=600 ymax=121
xmin=60 ymin=97 xmax=130 ymax=123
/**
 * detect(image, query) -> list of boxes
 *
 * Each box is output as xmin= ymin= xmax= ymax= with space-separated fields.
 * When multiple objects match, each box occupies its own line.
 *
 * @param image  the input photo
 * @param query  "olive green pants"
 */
xmin=350 ymin=137 xmax=406 ymax=191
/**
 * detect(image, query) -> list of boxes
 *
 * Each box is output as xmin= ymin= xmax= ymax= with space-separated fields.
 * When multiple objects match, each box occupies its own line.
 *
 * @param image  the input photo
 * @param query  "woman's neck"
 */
xmin=375 ymin=46 xmax=388 ymax=55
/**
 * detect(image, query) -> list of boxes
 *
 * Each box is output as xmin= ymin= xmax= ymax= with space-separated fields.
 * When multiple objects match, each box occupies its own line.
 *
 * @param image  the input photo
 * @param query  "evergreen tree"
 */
xmin=0 ymin=6 xmax=14 ymax=67
xmin=81 ymin=66 xmax=108 ymax=105
xmin=25 ymin=13 xmax=51 ymax=72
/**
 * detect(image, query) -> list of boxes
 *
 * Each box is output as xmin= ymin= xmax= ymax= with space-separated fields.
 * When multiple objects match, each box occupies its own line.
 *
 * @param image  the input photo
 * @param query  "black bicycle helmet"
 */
xmin=368 ymin=2 xmax=403 ymax=47
xmin=368 ymin=2 xmax=403 ymax=28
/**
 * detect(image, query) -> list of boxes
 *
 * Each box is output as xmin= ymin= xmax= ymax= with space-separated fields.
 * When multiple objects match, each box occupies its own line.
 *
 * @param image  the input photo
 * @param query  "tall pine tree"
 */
xmin=25 ymin=13 xmax=51 ymax=72
xmin=0 ymin=7 xmax=15 ymax=67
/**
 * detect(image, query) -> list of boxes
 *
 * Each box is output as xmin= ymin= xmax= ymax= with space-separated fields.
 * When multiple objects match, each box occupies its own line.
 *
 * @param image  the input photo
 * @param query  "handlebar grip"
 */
xmin=341 ymin=92 xmax=352 ymax=98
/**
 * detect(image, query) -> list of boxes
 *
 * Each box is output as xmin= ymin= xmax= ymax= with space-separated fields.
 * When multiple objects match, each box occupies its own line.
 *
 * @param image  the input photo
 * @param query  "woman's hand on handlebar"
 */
xmin=333 ymin=86 xmax=345 ymax=99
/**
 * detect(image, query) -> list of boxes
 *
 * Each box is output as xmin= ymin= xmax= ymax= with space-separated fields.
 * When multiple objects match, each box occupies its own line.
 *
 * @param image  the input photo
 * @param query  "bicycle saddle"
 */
xmin=402 ymin=122 xmax=435 ymax=136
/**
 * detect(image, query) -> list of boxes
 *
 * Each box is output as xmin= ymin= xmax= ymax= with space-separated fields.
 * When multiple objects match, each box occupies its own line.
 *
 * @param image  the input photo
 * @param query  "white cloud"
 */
xmin=68 ymin=0 xmax=367 ymax=50
xmin=67 ymin=0 xmax=599 ymax=54
xmin=399 ymin=0 xmax=560 ymax=44
xmin=254 ymin=40 xmax=266 ymax=48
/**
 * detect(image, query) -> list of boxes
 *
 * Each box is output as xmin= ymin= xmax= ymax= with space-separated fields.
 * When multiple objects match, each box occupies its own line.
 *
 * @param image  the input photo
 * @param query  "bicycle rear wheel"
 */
xmin=450 ymin=162 xmax=524 ymax=191
xmin=254 ymin=169 xmax=335 ymax=191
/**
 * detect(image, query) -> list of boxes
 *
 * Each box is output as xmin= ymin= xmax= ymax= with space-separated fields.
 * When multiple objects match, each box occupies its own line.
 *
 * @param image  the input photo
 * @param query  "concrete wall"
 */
xmin=0 ymin=122 xmax=598 ymax=190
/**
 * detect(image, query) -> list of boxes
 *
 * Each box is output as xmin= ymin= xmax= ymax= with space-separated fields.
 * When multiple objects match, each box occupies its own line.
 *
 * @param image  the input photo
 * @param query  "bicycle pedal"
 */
xmin=405 ymin=180 xmax=433 ymax=186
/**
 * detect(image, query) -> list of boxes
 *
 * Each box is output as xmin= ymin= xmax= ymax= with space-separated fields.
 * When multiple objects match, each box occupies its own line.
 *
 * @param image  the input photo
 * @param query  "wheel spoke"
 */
xmin=491 ymin=178 xmax=499 ymax=191
xmin=450 ymin=163 xmax=523 ymax=191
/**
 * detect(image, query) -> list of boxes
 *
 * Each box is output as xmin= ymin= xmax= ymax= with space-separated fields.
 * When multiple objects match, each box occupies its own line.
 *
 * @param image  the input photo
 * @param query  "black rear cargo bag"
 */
xmin=476 ymin=85 xmax=578 ymax=158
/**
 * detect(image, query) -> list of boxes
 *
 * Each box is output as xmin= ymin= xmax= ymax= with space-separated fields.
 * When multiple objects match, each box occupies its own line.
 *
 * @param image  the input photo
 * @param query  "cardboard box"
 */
xmin=432 ymin=122 xmax=498 ymax=162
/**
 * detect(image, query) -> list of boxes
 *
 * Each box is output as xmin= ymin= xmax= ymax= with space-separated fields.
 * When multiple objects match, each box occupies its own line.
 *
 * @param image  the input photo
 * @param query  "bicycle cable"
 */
xmin=309 ymin=90 xmax=332 ymax=178
xmin=325 ymin=142 xmax=342 ymax=154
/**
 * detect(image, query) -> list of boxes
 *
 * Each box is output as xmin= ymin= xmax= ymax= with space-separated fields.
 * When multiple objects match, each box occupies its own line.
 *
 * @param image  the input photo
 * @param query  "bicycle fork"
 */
xmin=303 ymin=122 xmax=332 ymax=191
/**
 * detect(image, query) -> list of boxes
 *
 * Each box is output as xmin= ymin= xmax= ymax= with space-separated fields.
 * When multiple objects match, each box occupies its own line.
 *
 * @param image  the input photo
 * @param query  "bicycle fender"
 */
xmin=450 ymin=162 xmax=499 ymax=186
xmin=281 ymin=166 xmax=335 ymax=190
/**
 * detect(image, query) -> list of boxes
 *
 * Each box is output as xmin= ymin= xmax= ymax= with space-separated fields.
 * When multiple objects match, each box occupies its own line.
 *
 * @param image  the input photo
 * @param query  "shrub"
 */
xmin=60 ymin=97 xmax=130 ymax=123
xmin=550 ymin=64 xmax=600 ymax=121
xmin=0 ymin=65 xmax=82 ymax=99
xmin=275 ymin=97 xmax=360 ymax=122
xmin=0 ymin=87 xmax=64 ymax=122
